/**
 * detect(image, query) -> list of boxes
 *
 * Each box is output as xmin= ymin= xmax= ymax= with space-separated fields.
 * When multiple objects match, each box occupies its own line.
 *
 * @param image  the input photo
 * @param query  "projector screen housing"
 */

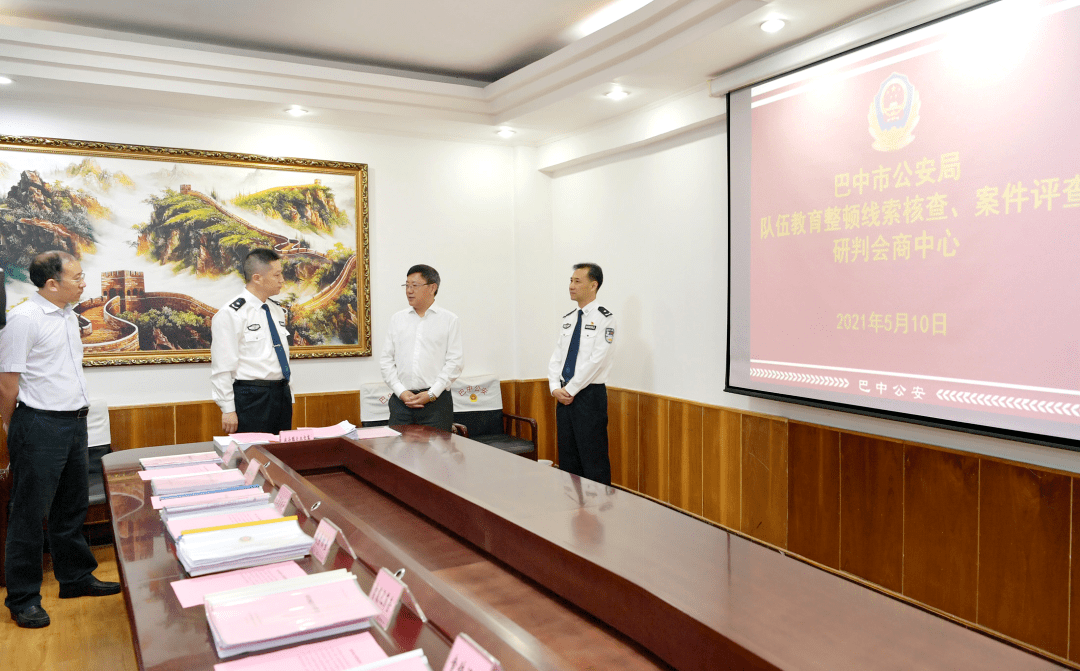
xmin=726 ymin=0 xmax=1080 ymax=450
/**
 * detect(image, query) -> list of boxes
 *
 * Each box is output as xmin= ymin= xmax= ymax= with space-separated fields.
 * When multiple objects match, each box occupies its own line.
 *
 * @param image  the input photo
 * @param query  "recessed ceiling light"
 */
xmin=605 ymin=87 xmax=630 ymax=101
xmin=497 ymin=128 xmax=516 ymax=139
xmin=760 ymin=19 xmax=786 ymax=33
xmin=0 ymin=76 xmax=13 ymax=85
xmin=286 ymin=106 xmax=309 ymax=117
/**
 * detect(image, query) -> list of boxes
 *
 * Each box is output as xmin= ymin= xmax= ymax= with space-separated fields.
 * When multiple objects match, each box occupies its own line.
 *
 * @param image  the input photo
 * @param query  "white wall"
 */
xmin=1 ymin=97 xmax=520 ymax=407
xmin=547 ymin=124 xmax=728 ymax=395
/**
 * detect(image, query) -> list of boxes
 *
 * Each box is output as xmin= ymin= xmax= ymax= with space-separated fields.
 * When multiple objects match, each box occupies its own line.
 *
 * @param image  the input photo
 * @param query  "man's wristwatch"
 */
xmin=428 ymin=392 xmax=437 ymax=402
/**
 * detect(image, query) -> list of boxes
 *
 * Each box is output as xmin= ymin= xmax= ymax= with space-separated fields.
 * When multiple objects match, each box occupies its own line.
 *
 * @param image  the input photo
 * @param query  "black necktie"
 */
xmin=262 ymin=304 xmax=291 ymax=381
xmin=561 ymin=309 xmax=583 ymax=385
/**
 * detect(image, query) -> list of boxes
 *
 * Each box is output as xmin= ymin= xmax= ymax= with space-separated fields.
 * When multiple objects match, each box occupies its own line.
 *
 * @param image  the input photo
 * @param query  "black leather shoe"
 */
xmin=12 ymin=605 xmax=50 ymax=628
xmin=58 ymin=576 xmax=122 ymax=598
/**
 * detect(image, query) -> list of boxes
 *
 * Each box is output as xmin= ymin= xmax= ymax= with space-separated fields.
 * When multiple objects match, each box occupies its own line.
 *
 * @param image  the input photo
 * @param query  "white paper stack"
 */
xmin=151 ymin=469 xmax=246 ymax=496
xmin=176 ymin=516 xmax=314 ymax=576
xmin=204 ymin=569 xmax=379 ymax=658
xmin=164 ymin=504 xmax=282 ymax=542
xmin=345 ymin=650 xmax=434 ymax=671
xmin=140 ymin=451 xmax=224 ymax=470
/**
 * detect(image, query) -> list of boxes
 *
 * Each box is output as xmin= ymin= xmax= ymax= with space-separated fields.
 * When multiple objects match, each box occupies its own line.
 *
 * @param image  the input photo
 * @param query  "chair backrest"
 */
xmin=360 ymin=381 xmax=394 ymax=423
xmin=453 ymin=408 xmax=503 ymax=437
xmin=86 ymin=398 xmax=112 ymax=475
xmin=450 ymin=374 xmax=502 ymax=413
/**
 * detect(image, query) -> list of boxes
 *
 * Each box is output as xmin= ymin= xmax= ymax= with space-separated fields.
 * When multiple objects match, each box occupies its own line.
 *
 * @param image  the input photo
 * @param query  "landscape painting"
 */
xmin=0 ymin=135 xmax=370 ymax=365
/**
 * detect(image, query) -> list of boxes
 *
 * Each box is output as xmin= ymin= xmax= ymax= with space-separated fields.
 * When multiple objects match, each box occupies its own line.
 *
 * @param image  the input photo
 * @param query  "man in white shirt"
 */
xmin=380 ymin=265 xmax=463 ymax=431
xmin=210 ymin=249 xmax=293 ymax=434
xmin=548 ymin=263 xmax=616 ymax=485
xmin=0 ymin=251 xmax=120 ymax=629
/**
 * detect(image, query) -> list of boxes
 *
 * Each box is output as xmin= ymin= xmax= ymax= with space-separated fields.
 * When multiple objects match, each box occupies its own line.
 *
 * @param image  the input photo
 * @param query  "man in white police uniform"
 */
xmin=548 ymin=263 xmax=616 ymax=486
xmin=380 ymin=264 xmax=463 ymax=431
xmin=0 ymin=251 xmax=120 ymax=629
xmin=210 ymin=248 xmax=293 ymax=434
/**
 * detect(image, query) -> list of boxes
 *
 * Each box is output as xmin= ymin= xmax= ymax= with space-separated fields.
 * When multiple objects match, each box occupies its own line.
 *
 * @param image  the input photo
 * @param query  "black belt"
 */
xmin=234 ymin=379 xmax=289 ymax=388
xmin=16 ymin=402 xmax=89 ymax=419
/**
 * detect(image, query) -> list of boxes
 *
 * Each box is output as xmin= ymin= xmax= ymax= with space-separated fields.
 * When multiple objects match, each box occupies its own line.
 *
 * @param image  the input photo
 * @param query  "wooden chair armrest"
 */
xmin=501 ymin=413 xmax=538 ymax=450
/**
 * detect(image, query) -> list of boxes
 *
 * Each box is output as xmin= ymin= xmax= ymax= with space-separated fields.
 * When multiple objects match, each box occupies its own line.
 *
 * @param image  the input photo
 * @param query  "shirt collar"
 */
xmin=31 ymin=291 xmax=68 ymax=315
xmin=241 ymin=288 xmax=266 ymax=306
xmin=411 ymin=301 xmax=441 ymax=317
xmin=577 ymin=299 xmax=598 ymax=316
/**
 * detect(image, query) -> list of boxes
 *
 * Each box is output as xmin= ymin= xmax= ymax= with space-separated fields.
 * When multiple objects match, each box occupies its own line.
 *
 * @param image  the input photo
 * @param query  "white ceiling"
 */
xmin=0 ymin=0 xmax=960 ymax=145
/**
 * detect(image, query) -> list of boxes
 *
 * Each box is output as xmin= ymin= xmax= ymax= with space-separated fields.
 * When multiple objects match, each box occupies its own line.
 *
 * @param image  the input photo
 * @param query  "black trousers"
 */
xmin=234 ymin=380 xmax=293 ymax=434
xmin=388 ymin=392 xmax=454 ymax=432
xmin=5 ymin=405 xmax=98 ymax=613
xmin=556 ymin=383 xmax=611 ymax=486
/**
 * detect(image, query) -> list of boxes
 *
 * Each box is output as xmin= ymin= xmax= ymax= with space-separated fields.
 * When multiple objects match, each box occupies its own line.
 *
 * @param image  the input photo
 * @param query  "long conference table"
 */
xmin=102 ymin=426 xmax=1067 ymax=671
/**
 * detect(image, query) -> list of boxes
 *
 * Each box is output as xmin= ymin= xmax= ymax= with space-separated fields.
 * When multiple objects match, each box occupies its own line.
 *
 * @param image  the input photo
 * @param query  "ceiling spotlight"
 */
xmin=760 ymin=19 xmax=786 ymax=33
xmin=497 ymin=128 xmax=516 ymax=139
xmin=605 ymin=87 xmax=630 ymax=100
xmin=0 ymin=76 xmax=13 ymax=85
xmin=286 ymin=106 xmax=309 ymax=117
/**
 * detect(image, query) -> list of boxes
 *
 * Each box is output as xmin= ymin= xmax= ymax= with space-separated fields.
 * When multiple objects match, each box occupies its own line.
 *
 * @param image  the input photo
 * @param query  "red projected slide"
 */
xmin=744 ymin=0 xmax=1080 ymax=440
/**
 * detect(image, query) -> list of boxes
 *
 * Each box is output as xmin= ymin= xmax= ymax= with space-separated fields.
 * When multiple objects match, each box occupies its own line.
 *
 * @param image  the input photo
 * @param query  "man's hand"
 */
xmin=404 ymin=391 xmax=432 ymax=409
xmin=552 ymin=388 xmax=574 ymax=405
xmin=222 ymin=412 xmax=238 ymax=433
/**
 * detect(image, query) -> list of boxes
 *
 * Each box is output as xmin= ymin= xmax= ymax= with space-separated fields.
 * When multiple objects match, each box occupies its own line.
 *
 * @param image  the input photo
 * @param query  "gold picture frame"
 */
xmin=0 ymin=134 xmax=370 ymax=365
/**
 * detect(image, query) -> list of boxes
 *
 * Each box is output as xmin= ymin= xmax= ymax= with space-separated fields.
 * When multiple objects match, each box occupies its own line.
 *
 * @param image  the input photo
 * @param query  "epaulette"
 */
xmin=598 ymin=306 xmax=612 ymax=317
xmin=268 ymin=297 xmax=281 ymax=306
xmin=563 ymin=309 xmax=576 ymax=318
xmin=229 ymin=297 xmax=246 ymax=311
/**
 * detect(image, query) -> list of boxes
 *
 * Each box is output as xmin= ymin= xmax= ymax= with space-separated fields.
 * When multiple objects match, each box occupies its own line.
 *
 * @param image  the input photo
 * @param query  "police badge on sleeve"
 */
xmin=605 ymin=327 xmax=614 ymax=343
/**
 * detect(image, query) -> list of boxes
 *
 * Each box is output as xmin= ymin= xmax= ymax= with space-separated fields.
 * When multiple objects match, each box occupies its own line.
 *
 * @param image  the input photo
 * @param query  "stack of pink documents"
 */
xmin=164 ymin=504 xmax=282 ymax=542
xmin=155 ymin=486 xmax=271 ymax=519
xmin=204 ymin=569 xmax=379 ymax=657
xmin=151 ymin=469 xmax=246 ymax=496
xmin=140 ymin=451 xmax=224 ymax=470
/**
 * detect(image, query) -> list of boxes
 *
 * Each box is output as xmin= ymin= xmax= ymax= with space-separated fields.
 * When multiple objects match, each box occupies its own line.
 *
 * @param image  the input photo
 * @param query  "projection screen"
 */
xmin=727 ymin=0 xmax=1080 ymax=448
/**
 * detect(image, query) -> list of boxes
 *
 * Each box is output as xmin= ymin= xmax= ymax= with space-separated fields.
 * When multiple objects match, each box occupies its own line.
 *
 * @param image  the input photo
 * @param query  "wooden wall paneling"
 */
xmin=1072 ymin=479 xmax=1080 ymax=663
xmin=668 ymin=400 xmax=703 ymax=515
xmin=639 ymin=395 xmax=670 ymax=502
xmin=174 ymin=401 xmax=223 ymax=444
xmin=740 ymin=414 xmax=788 ymax=547
xmin=108 ymin=405 xmax=175 ymax=451
xmin=499 ymin=380 xmax=517 ymax=419
xmin=978 ymin=459 xmax=1071 ymax=658
xmin=607 ymin=388 xmax=640 ymax=490
xmin=702 ymin=408 xmax=741 ymax=529
xmin=787 ymin=422 xmax=840 ymax=569
xmin=303 ymin=391 xmax=360 ymax=428
xmin=838 ymin=433 xmax=903 ymax=592
xmin=515 ymin=380 xmax=557 ymax=463
xmin=902 ymin=444 xmax=979 ymax=622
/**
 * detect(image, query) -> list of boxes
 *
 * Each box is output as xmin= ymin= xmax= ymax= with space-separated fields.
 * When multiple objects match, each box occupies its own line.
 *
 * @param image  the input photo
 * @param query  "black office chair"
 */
xmin=452 ymin=408 xmax=538 ymax=461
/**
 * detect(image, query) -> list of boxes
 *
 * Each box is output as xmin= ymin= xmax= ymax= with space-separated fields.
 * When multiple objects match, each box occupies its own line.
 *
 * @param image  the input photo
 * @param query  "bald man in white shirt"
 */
xmin=380 ymin=264 xmax=463 ymax=431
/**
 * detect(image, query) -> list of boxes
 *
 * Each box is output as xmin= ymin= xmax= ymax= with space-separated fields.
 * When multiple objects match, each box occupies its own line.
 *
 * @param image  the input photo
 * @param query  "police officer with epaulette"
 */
xmin=210 ymin=248 xmax=293 ymax=434
xmin=548 ymin=263 xmax=616 ymax=486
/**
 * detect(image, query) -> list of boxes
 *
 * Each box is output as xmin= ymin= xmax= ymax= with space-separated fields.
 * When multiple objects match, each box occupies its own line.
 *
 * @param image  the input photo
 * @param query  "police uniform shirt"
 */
xmin=547 ymin=300 xmax=616 ymax=397
xmin=0 ymin=292 xmax=90 ymax=411
xmin=210 ymin=288 xmax=291 ymax=414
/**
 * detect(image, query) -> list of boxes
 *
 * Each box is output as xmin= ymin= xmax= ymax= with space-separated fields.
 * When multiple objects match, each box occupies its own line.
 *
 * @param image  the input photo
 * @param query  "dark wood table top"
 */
xmin=104 ymin=426 xmax=1066 ymax=671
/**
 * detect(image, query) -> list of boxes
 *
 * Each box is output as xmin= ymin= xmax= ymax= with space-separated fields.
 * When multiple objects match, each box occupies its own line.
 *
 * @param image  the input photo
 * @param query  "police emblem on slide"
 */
xmin=868 ymin=72 xmax=920 ymax=152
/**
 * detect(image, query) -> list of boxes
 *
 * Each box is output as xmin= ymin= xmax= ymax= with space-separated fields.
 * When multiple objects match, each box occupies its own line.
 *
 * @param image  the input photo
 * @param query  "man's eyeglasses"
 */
xmin=402 ymin=283 xmax=429 ymax=290
xmin=67 ymin=272 xmax=86 ymax=282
